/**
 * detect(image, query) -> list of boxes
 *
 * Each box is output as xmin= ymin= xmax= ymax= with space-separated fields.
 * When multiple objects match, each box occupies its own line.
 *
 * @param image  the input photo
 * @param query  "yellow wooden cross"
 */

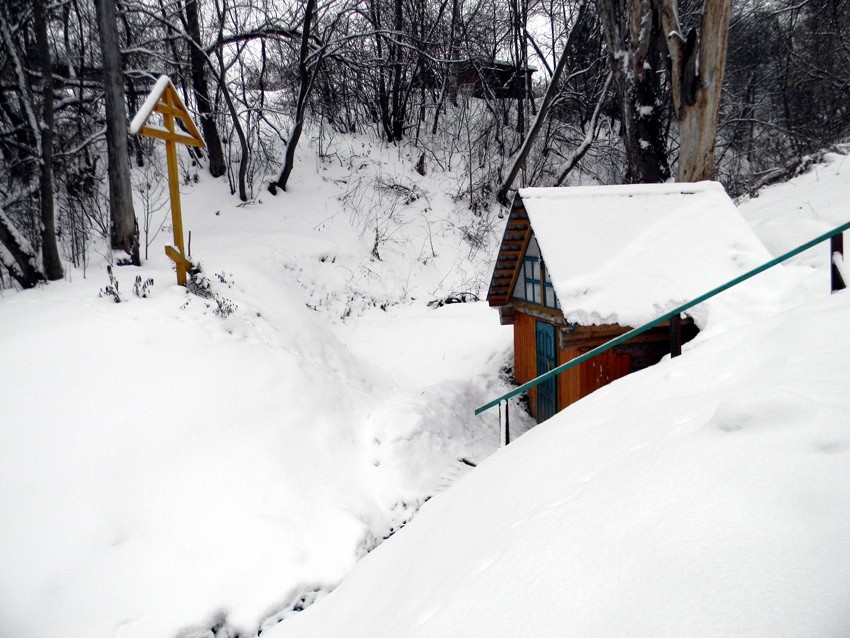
xmin=130 ymin=75 xmax=206 ymax=285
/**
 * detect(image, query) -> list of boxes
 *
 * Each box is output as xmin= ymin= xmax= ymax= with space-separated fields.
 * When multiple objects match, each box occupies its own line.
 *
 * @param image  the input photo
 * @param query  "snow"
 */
xmin=2 ymin=129 xmax=849 ymax=638
xmin=264 ymin=154 xmax=850 ymax=638
xmin=518 ymin=181 xmax=801 ymax=331
xmin=0 ymin=137 xmax=522 ymax=637
xmin=129 ymin=75 xmax=171 ymax=134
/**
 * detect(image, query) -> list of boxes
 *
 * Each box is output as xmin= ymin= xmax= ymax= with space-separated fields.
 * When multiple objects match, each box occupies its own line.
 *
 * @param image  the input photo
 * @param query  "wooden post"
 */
xmin=831 ymin=233 xmax=845 ymax=292
xmin=131 ymin=76 xmax=205 ymax=286
xmin=504 ymin=400 xmax=511 ymax=446
xmin=669 ymin=314 xmax=682 ymax=358
xmin=162 ymin=91 xmax=188 ymax=285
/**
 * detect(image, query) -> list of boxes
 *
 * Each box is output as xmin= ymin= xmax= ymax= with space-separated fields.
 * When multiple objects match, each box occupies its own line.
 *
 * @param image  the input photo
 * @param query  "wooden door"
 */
xmin=535 ymin=320 xmax=558 ymax=422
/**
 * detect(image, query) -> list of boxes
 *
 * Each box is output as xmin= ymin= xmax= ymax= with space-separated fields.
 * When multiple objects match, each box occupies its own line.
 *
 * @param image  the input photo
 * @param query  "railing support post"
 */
xmin=504 ymin=401 xmax=510 ymax=446
xmin=831 ymin=233 xmax=845 ymax=292
xmin=669 ymin=314 xmax=682 ymax=358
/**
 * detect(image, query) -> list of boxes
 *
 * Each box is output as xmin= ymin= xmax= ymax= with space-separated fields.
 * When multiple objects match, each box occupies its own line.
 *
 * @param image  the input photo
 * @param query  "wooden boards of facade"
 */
xmin=512 ymin=309 xmax=696 ymax=419
xmin=513 ymin=312 xmax=538 ymax=417
xmin=488 ymin=204 xmax=531 ymax=306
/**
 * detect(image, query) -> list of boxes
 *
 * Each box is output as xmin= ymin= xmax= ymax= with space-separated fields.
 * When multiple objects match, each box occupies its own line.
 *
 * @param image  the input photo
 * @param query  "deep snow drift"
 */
xmin=2 ymin=140 xmax=848 ymax=638
xmin=263 ymin=152 xmax=850 ymax=637
xmin=0 ymin=137 xmax=531 ymax=638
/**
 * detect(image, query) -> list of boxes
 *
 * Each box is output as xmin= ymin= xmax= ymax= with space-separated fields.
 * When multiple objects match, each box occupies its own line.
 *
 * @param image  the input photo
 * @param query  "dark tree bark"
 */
xmin=655 ymin=0 xmax=731 ymax=182
xmin=0 ymin=207 xmax=43 ymax=289
xmin=430 ymin=0 xmax=459 ymax=135
xmin=94 ymin=0 xmax=140 ymax=264
xmin=389 ymin=0 xmax=405 ymax=142
xmin=270 ymin=0 xmax=317 ymax=194
xmin=369 ymin=0 xmax=410 ymax=143
xmin=33 ymin=0 xmax=64 ymax=280
xmin=596 ymin=0 xmax=671 ymax=183
xmin=509 ymin=0 xmax=529 ymax=136
xmin=210 ymin=0 xmax=248 ymax=201
xmin=213 ymin=47 xmax=249 ymax=201
xmin=184 ymin=0 xmax=226 ymax=177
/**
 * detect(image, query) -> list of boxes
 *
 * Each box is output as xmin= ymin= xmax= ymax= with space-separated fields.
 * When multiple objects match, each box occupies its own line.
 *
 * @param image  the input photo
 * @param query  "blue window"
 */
xmin=511 ymin=235 xmax=560 ymax=309
xmin=523 ymin=257 xmax=542 ymax=304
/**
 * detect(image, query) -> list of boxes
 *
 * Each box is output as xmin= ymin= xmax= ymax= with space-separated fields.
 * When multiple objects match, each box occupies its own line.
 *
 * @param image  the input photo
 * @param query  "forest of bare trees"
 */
xmin=1 ymin=0 xmax=848 ymax=288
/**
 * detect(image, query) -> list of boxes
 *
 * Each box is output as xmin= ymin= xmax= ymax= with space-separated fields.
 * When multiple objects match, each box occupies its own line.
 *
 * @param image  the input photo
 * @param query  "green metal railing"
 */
xmin=476 ymin=220 xmax=850 ymax=418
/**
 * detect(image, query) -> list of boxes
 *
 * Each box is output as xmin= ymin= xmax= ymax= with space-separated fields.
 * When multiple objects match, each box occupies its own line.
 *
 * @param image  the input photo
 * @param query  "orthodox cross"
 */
xmin=130 ymin=75 xmax=205 ymax=285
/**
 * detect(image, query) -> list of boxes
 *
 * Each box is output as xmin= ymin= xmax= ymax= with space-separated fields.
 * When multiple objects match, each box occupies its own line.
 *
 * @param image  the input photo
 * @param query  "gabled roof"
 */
xmin=487 ymin=182 xmax=779 ymax=328
xmin=487 ymin=198 xmax=532 ymax=307
xmin=129 ymin=75 xmax=205 ymax=148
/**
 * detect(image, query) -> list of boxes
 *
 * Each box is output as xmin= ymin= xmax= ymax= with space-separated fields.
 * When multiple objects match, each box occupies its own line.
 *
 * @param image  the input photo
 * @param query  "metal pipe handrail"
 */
xmin=475 ymin=220 xmax=850 ymax=416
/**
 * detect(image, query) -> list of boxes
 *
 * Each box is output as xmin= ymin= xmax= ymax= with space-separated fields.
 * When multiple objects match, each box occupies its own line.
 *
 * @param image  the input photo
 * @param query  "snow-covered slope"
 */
xmin=0 ymin=138 xmax=527 ymax=638
xmin=2 ymin=136 xmax=848 ymax=638
xmin=263 ymin=153 xmax=850 ymax=637
xmin=268 ymin=292 xmax=850 ymax=638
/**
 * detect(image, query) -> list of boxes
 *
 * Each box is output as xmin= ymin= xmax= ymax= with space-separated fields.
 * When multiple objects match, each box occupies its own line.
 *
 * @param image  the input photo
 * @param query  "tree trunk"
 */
xmin=116 ymin=8 xmax=145 ymax=167
xmin=431 ymin=0 xmax=459 ymax=135
xmin=184 ymin=0 xmax=226 ymax=177
xmin=496 ymin=0 xmax=588 ymax=205
xmin=655 ymin=0 xmax=732 ymax=182
xmin=94 ymin=0 xmax=140 ymax=265
xmin=33 ymin=0 xmax=64 ymax=280
xmin=214 ymin=50 xmax=249 ymax=201
xmin=0 ymin=207 xmax=43 ymax=289
xmin=270 ymin=0 xmax=317 ymax=194
xmin=389 ymin=0 xmax=405 ymax=142
xmin=596 ymin=0 xmax=671 ymax=183
xmin=555 ymin=72 xmax=613 ymax=185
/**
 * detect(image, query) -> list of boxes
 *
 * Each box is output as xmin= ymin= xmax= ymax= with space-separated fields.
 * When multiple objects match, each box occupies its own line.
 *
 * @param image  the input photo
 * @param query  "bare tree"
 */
xmin=596 ymin=0 xmax=671 ymax=183
xmin=0 ymin=205 xmax=43 ymax=288
xmin=94 ymin=0 xmax=140 ymax=264
xmin=270 ymin=0 xmax=318 ymax=194
xmin=497 ymin=0 xmax=589 ymax=204
xmin=33 ymin=0 xmax=64 ymax=280
xmin=655 ymin=0 xmax=731 ymax=182
xmin=184 ymin=0 xmax=226 ymax=177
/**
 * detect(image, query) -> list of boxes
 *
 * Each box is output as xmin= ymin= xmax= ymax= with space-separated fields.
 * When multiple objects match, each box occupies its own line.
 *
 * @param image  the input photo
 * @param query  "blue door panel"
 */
xmin=535 ymin=321 xmax=558 ymax=422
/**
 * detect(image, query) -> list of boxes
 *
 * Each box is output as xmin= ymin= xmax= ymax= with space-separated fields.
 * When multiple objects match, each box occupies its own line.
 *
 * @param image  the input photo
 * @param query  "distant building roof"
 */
xmin=489 ymin=182 xmax=781 ymax=329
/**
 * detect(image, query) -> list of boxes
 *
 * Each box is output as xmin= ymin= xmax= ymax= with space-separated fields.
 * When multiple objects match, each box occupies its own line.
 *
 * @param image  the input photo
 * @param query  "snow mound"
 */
xmin=0 ymin=136 xmax=514 ymax=638
xmin=262 ymin=153 xmax=850 ymax=638
xmin=265 ymin=285 xmax=850 ymax=638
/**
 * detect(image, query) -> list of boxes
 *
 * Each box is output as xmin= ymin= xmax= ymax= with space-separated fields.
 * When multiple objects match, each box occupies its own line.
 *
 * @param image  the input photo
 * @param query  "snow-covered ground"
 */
xmin=0 ymin=139 xmax=530 ymax=638
xmin=267 ymin=288 xmax=850 ymax=638
xmin=2 ymin=141 xmax=849 ymax=638
xmin=262 ymin=152 xmax=850 ymax=637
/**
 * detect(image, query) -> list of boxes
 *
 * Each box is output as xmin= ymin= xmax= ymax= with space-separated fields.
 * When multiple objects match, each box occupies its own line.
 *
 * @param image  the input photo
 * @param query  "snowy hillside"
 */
xmin=262 ymin=152 xmax=850 ymax=637
xmin=0 ymin=139 xmax=532 ymax=638
xmin=2 ymin=142 xmax=848 ymax=638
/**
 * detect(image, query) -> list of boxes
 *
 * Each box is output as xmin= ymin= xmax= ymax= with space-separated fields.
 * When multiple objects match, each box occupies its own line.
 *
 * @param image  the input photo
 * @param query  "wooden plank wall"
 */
xmin=514 ymin=311 xmax=538 ymax=418
xmin=516 ymin=311 xmax=639 ymax=418
xmin=557 ymin=345 xmax=631 ymax=412
xmin=557 ymin=347 xmax=583 ymax=409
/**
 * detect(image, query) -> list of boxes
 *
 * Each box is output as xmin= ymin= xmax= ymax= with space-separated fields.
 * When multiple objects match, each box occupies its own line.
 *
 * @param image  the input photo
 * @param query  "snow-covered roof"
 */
xmin=491 ymin=182 xmax=779 ymax=328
